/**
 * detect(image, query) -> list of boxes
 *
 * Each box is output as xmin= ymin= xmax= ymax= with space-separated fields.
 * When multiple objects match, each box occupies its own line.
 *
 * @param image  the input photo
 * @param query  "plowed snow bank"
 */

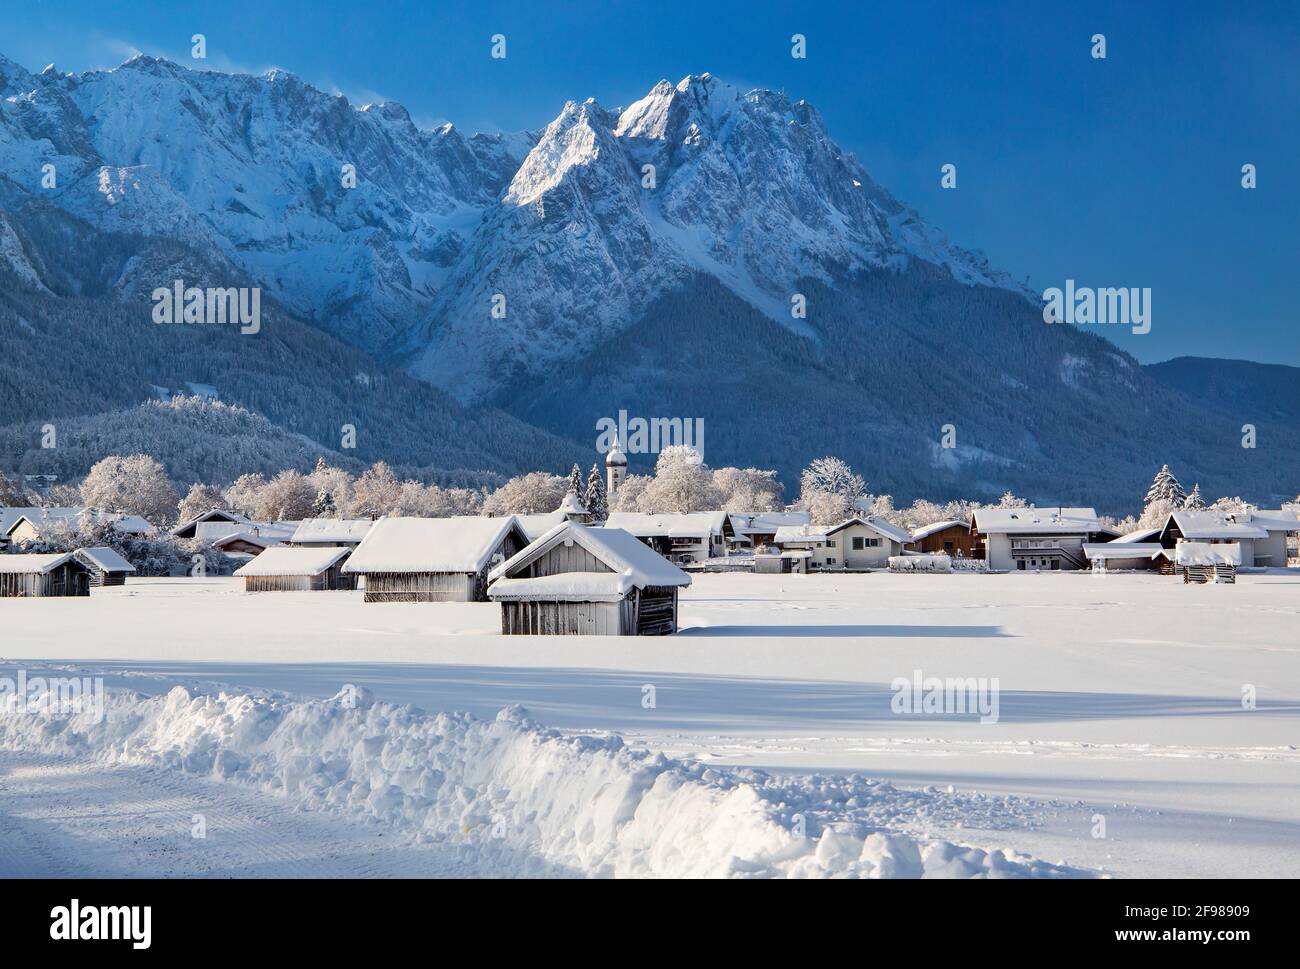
xmin=0 ymin=686 xmax=1090 ymax=878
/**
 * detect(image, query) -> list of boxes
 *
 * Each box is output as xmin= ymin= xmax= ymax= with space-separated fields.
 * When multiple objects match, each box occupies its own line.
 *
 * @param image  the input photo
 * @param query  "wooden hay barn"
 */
xmin=0 ymin=552 xmax=94 ymax=598
xmin=343 ymin=516 xmax=530 ymax=603
xmin=73 ymin=546 xmax=137 ymax=586
xmin=233 ymin=545 xmax=355 ymax=592
xmin=488 ymin=522 xmax=692 ymax=636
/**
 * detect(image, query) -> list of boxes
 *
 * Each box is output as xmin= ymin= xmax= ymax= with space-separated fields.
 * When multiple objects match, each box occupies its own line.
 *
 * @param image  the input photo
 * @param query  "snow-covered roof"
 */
xmin=343 ymin=516 xmax=526 ymax=574
xmin=910 ymin=519 xmax=967 ymax=541
xmin=288 ymin=518 xmax=374 ymax=544
xmin=212 ymin=530 xmax=282 ymax=551
xmin=728 ymin=511 xmax=813 ymax=534
xmin=774 ymin=517 xmax=910 ymax=545
xmin=971 ymin=507 xmax=1100 ymax=534
xmin=604 ymin=511 xmax=726 ymax=538
xmin=1174 ymin=541 xmax=1243 ymax=566
xmin=557 ymin=493 xmax=587 ymax=515
xmin=1167 ymin=511 xmax=1268 ymax=540
xmin=604 ymin=440 xmax=627 ymax=466
xmin=773 ymin=523 xmax=830 ymax=544
xmin=827 ymin=516 xmax=911 ymax=544
xmin=1111 ymin=527 xmax=1160 ymax=544
xmin=515 ymin=512 xmax=566 ymax=541
xmin=1082 ymin=543 xmax=1164 ymax=560
xmin=74 ymin=546 xmax=136 ymax=573
xmin=171 ymin=508 xmax=250 ymax=537
xmin=233 ymin=546 xmax=351 ymax=577
xmin=1245 ymin=509 xmax=1300 ymax=532
xmin=0 ymin=552 xmax=78 ymax=574
xmin=3 ymin=508 xmax=150 ymax=538
xmin=489 ymin=522 xmax=691 ymax=594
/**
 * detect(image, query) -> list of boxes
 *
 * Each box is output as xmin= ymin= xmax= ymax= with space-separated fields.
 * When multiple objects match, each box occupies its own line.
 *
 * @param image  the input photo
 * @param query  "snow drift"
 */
xmin=888 ymin=554 xmax=954 ymax=573
xmin=0 ymin=685 xmax=1090 ymax=878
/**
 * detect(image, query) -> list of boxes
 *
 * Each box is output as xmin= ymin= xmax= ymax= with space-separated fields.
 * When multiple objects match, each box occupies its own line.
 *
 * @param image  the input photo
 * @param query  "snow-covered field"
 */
xmin=2 ymin=570 xmax=1297 ymax=878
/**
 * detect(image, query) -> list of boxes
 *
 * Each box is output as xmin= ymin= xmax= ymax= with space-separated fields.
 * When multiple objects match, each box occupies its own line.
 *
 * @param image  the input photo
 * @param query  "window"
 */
xmin=1017 ymin=560 xmax=1026 ymax=570
xmin=852 ymin=537 xmax=864 ymax=550
xmin=943 ymin=541 xmax=954 ymax=550
xmin=826 ymin=557 xmax=837 ymax=565
xmin=866 ymin=537 xmax=880 ymax=547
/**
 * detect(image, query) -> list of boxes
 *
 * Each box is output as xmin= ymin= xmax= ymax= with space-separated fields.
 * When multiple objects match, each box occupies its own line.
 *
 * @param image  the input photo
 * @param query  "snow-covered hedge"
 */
xmin=0 ymin=685 xmax=1090 ymax=880
xmin=888 ymin=554 xmax=953 ymax=573
xmin=952 ymin=557 xmax=989 ymax=572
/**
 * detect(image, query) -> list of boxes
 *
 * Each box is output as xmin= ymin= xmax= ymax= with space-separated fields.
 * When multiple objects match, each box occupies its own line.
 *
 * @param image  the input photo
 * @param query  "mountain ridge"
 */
xmin=2 ymin=51 xmax=1296 ymax=510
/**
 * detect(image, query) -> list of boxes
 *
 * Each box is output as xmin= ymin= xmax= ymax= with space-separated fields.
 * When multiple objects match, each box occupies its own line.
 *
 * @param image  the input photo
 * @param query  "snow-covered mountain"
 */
xmin=3 ymin=52 xmax=1297 ymax=508
xmin=1 ymin=55 xmax=1012 ymax=394
xmin=409 ymin=72 xmax=1020 ymax=394
xmin=0 ymin=53 xmax=533 ymax=354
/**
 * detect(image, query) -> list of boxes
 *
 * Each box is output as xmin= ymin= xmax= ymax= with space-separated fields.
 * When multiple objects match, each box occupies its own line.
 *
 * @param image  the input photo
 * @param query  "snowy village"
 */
xmin=1 ymin=3 xmax=1298 ymax=910
xmin=2 ymin=450 xmax=1296 ymax=611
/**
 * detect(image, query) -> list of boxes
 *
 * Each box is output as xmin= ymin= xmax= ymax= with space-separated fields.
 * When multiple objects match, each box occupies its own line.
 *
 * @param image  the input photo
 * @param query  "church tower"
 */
xmin=605 ymin=434 xmax=627 ymax=497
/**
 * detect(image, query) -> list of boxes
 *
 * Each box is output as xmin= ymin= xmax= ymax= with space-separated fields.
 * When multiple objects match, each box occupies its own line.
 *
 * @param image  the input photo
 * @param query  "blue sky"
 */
xmin=6 ymin=0 xmax=1298 ymax=365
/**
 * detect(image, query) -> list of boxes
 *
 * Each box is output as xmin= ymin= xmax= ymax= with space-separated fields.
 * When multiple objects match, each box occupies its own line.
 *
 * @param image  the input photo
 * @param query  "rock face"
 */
xmin=2 ymin=53 xmax=1296 ymax=507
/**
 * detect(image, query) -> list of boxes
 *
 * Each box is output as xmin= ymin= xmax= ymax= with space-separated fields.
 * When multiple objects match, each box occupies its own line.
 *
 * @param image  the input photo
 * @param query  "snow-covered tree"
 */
xmin=799 ymin=456 xmax=866 ymax=505
xmin=584 ymin=464 xmax=608 ymax=521
xmin=177 ymin=483 xmax=227 ymax=524
xmin=253 ymin=469 xmax=317 ymax=521
xmin=0 ymin=470 xmax=29 ymax=506
xmin=996 ymin=491 xmax=1027 ymax=509
xmin=79 ymin=454 xmax=179 ymax=524
xmin=567 ymin=463 xmax=583 ymax=497
xmin=804 ymin=490 xmax=856 ymax=526
xmin=348 ymin=461 xmax=402 ymax=517
xmin=1144 ymin=464 xmax=1186 ymax=508
xmin=311 ymin=489 xmax=337 ymax=517
xmin=1183 ymin=483 xmax=1205 ymax=509
xmin=1208 ymin=495 xmax=1253 ymax=514
xmin=307 ymin=460 xmax=354 ymax=515
xmin=639 ymin=446 xmax=721 ymax=513
xmin=223 ymin=473 xmax=268 ymax=517
xmin=608 ymin=474 xmax=650 ymax=512
xmin=713 ymin=467 xmax=783 ymax=512
xmin=482 ymin=472 xmax=568 ymax=515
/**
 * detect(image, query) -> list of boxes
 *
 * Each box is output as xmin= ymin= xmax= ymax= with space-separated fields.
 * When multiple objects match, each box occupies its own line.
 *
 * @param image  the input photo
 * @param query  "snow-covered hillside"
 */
xmin=0 ymin=54 xmax=1012 ymax=389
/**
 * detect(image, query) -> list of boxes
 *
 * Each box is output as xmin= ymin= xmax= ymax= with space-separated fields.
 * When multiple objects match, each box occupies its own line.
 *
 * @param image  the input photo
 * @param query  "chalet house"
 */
xmin=0 ymin=552 xmax=94 ymax=597
xmin=515 ymin=511 xmax=567 ymax=542
xmin=1156 ymin=509 xmax=1298 ymax=569
xmin=603 ymin=511 xmax=729 ymax=564
xmin=287 ymin=518 xmax=374 ymax=548
xmin=4 ymin=509 xmax=151 ymax=546
xmin=171 ymin=509 xmax=250 ymax=540
xmin=73 ymin=546 xmax=137 ymax=586
xmin=233 ymin=546 xmax=355 ymax=592
xmin=969 ymin=507 xmax=1103 ymax=571
xmin=487 ymin=522 xmax=691 ymax=635
xmin=727 ymin=512 xmax=813 ymax=551
xmin=212 ymin=530 xmax=283 ymax=558
xmin=773 ymin=517 xmax=911 ymax=570
xmin=343 ymin=516 xmax=530 ymax=602
xmin=1082 ymin=527 xmax=1163 ymax=571
xmin=910 ymin=520 xmax=981 ymax=558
